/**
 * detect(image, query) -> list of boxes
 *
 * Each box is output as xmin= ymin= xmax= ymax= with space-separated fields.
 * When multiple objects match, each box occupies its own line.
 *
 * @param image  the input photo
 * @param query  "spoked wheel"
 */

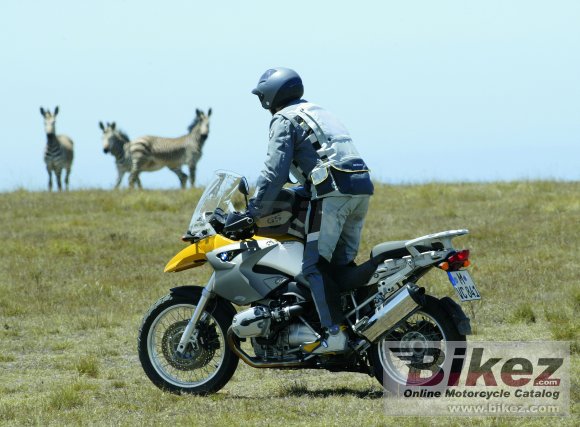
xmin=371 ymin=295 xmax=466 ymax=394
xmin=138 ymin=293 xmax=238 ymax=394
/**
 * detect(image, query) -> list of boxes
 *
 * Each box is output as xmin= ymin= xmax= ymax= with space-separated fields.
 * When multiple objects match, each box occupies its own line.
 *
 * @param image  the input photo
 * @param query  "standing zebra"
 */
xmin=100 ymin=121 xmax=132 ymax=189
xmin=40 ymin=106 xmax=74 ymax=191
xmin=128 ymin=108 xmax=211 ymax=189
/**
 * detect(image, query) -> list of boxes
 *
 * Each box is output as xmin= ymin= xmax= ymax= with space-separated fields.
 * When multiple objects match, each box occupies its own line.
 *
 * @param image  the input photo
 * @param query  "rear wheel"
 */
xmin=138 ymin=292 xmax=239 ymax=394
xmin=370 ymin=295 xmax=466 ymax=394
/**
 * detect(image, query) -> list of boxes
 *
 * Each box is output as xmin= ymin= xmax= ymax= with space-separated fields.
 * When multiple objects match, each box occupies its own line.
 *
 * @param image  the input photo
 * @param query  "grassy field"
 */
xmin=0 ymin=181 xmax=578 ymax=426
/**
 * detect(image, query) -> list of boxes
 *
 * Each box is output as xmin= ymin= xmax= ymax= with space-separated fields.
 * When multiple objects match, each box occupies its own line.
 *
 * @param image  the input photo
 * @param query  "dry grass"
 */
xmin=0 ymin=182 xmax=578 ymax=426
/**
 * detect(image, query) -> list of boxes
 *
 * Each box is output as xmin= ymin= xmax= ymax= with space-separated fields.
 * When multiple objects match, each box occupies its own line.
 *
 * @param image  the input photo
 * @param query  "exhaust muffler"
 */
xmin=354 ymin=285 xmax=425 ymax=342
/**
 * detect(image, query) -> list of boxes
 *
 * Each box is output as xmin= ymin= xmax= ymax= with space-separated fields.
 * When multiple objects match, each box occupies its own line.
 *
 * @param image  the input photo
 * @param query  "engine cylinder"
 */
xmin=232 ymin=306 xmax=271 ymax=338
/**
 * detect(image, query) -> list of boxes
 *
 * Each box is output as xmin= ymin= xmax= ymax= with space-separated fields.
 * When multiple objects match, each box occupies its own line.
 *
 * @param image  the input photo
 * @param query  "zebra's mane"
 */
xmin=187 ymin=117 xmax=200 ymax=133
xmin=116 ymin=130 xmax=130 ymax=143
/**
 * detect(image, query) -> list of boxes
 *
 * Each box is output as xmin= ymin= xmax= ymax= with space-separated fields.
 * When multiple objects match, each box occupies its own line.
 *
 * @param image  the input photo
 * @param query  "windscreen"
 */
xmin=187 ymin=171 xmax=246 ymax=236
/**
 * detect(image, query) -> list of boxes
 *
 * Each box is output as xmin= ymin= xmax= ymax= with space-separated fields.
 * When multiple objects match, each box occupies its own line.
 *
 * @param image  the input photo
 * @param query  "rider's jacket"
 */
xmin=249 ymin=99 xmax=374 ymax=217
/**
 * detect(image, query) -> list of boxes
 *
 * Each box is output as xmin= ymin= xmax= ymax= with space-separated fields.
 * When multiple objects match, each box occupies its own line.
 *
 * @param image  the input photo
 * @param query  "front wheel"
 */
xmin=370 ymin=295 xmax=466 ymax=394
xmin=138 ymin=292 xmax=239 ymax=394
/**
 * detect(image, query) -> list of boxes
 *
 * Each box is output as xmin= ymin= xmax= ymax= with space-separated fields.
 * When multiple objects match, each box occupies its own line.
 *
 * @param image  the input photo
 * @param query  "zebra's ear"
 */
xmin=111 ymin=122 xmax=116 ymax=130
xmin=99 ymin=121 xmax=105 ymax=131
xmin=54 ymin=106 xmax=59 ymax=116
xmin=40 ymin=107 xmax=46 ymax=116
xmin=207 ymin=108 xmax=212 ymax=117
xmin=196 ymin=108 xmax=201 ymax=116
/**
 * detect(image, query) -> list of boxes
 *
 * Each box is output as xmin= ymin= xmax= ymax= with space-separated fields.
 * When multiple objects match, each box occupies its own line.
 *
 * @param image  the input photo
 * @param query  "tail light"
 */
xmin=439 ymin=250 xmax=470 ymax=271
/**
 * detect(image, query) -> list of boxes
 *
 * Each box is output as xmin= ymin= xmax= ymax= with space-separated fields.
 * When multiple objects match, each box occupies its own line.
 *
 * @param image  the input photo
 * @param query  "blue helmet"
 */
xmin=251 ymin=67 xmax=304 ymax=112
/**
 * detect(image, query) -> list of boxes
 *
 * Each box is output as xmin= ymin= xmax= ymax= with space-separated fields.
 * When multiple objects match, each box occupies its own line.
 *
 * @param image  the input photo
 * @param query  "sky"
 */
xmin=0 ymin=0 xmax=579 ymax=191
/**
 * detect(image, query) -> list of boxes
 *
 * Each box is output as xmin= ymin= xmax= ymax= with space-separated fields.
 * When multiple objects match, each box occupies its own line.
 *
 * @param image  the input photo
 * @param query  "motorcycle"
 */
xmin=138 ymin=171 xmax=480 ymax=394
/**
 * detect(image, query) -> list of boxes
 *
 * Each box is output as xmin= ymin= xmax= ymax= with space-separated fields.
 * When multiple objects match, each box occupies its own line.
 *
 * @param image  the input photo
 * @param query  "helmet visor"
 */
xmin=251 ymin=88 xmax=264 ymax=101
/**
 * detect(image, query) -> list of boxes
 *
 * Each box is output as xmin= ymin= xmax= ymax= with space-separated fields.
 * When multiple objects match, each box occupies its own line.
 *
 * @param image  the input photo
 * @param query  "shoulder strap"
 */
xmin=278 ymin=107 xmax=329 ymax=161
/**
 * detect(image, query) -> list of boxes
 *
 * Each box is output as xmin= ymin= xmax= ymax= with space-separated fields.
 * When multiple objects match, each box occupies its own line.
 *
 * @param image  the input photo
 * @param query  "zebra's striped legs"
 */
xmin=129 ymin=158 xmax=143 ymax=189
xmin=64 ymin=167 xmax=71 ymax=191
xmin=55 ymin=169 xmax=63 ymax=192
xmin=46 ymin=167 xmax=64 ymax=191
xmin=189 ymin=164 xmax=197 ymax=188
xmin=114 ymin=170 xmax=125 ymax=189
xmin=168 ymin=167 xmax=188 ymax=189
xmin=47 ymin=167 xmax=53 ymax=192
xmin=129 ymin=171 xmax=140 ymax=189
xmin=128 ymin=171 xmax=143 ymax=189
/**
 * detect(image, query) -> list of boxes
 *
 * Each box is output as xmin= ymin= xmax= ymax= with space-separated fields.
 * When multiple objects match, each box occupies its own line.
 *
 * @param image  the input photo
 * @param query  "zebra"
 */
xmin=128 ymin=108 xmax=212 ymax=189
xmin=100 ymin=121 xmax=132 ymax=189
xmin=40 ymin=106 xmax=74 ymax=191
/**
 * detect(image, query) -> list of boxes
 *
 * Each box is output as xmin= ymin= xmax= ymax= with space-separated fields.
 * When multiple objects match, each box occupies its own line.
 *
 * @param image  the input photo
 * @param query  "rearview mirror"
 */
xmin=238 ymin=177 xmax=250 ymax=196
xmin=238 ymin=177 xmax=250 ymax=209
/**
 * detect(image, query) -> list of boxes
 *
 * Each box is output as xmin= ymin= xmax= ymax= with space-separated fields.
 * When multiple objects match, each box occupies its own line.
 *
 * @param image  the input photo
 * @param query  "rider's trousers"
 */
xmin=302 ymin=195 xmax=370 ymax=329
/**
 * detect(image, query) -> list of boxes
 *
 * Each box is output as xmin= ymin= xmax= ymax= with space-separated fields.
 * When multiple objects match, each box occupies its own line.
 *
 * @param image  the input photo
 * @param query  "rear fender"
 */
xmin=439 ymin=296 xmax=472 ymax=335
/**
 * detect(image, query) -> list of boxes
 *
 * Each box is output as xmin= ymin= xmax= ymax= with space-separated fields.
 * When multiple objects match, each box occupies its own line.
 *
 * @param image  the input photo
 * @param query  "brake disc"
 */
xmin=161 ymin=320 xmax=220 ymax=371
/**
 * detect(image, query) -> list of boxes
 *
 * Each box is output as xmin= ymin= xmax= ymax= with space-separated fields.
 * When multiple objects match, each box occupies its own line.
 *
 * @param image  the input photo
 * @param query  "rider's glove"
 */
xmin=223 ymin=210 xmax=255 ymax=240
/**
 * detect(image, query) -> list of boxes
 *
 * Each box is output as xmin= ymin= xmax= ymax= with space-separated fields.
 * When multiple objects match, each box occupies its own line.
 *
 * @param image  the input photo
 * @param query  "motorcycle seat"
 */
xmin=301 ymin=241 xmax=443 ymax=294
xmin=326 ymin=259 xmax=378 ymax=292
xmin=371 ymin=240 xmax=409 ymax=260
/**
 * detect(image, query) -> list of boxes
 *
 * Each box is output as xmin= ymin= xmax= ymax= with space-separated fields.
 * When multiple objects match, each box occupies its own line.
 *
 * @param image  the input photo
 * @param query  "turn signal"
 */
xmin=438 ymin=261 xmax=449 ymax=271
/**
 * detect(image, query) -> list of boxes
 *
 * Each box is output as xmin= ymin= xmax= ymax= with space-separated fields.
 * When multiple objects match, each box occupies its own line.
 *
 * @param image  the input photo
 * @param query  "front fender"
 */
xmin=169 ymin=285 xmax=237 ymax=319
xmin=164 ymin=235 xmax=235 ymax=272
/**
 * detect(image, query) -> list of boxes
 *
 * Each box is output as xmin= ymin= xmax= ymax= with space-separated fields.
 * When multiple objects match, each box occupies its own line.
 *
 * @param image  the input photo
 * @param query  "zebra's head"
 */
xmin=100 ymin=121 xmax=129 ymax=155
xmin=40 ymin=106 xmax=59 ymax=135
xmin=189 ymin=108 xmax=212 ymax=144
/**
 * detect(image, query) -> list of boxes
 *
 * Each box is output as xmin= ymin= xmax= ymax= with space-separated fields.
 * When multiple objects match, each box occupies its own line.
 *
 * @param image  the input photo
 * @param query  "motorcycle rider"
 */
xmin=248 ymin=67 xmax=374 ymax=353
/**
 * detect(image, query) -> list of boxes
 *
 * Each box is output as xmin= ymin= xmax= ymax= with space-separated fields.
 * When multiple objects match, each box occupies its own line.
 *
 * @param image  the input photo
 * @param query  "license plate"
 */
xmin=448 ymin=270 xmax=481 ymax=301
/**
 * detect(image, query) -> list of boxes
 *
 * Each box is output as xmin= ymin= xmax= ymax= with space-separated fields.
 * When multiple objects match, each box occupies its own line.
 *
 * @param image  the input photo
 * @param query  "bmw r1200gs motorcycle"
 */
xmin=138 ymin=171 xmax=481 ymax=394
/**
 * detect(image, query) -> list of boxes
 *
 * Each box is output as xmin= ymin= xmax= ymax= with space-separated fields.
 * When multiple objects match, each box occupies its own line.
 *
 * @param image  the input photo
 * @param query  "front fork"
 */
xmin=176 ymin=274 xmax=216 ymax=354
